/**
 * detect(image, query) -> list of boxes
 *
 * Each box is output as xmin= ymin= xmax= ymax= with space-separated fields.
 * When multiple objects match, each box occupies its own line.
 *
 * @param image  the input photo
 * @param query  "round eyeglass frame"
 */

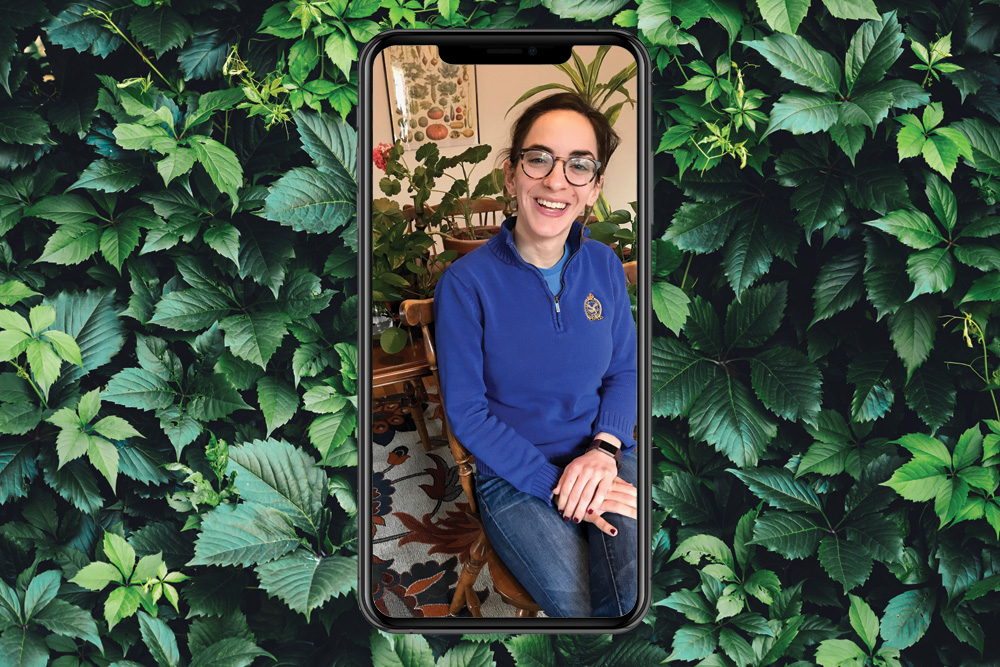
xmin=517 ymin=149 xmax=602 ymax=186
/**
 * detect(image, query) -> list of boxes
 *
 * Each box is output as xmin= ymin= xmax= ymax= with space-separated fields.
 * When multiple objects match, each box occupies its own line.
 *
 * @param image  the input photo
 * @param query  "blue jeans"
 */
xmin=475 ymin=450 xmax=638 ymax=617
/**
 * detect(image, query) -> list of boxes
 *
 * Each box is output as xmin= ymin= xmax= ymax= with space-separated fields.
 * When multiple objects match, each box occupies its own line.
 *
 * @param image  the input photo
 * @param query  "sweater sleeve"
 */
xmin=434 ymin=270 xmax=562 ymax=502
xmin=592 ymin=257 xmax=638 ymax=451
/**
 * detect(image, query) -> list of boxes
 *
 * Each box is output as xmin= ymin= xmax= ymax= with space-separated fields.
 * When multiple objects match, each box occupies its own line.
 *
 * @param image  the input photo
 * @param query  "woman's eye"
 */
xmin=528 ymin=156 xmax=549 ymax=164
xmin=570 ymin=161 xmax=592 ymax=172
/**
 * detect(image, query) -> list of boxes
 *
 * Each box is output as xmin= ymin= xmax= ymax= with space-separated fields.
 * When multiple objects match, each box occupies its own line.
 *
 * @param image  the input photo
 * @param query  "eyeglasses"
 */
xmin=517 ymin=149 xmax=602 ymax=186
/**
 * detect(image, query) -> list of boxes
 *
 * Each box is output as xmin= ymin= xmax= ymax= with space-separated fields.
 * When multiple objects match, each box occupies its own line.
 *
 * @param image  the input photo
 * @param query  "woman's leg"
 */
xmin=587 ymin=450 xmax=638 ymax=617
xmin=476 ymin=473 xmax=591 ymax=617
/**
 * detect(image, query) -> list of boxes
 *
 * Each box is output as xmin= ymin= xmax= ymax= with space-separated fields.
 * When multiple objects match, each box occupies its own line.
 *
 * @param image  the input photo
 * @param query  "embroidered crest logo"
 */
xmin=584 ymin=293 xmax=603 ymax=321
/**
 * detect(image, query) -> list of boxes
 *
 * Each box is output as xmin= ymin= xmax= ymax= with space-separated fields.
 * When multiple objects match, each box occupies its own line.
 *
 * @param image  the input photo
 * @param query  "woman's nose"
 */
xmin=542 ymin=159 xmax=569 ymax=189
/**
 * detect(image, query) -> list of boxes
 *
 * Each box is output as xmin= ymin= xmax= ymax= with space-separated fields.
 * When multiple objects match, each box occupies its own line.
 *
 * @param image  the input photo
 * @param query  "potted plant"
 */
xmin=376 ymin=140 xmax=505 ymax=249
xmin=371 ymin=197 xmax=458 ymax=353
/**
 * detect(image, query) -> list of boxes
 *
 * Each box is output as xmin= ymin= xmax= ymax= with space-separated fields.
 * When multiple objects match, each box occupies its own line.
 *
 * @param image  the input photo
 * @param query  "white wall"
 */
xmin=371 ymin=46 xmax=639 ymax=217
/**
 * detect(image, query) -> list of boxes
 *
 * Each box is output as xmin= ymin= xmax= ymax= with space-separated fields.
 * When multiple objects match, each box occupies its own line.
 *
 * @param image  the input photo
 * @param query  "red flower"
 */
xmin=373 ymin=142 xmax=393 ymax=172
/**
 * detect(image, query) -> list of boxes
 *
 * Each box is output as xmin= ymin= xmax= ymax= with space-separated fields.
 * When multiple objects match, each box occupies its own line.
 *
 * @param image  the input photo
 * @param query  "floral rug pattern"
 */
xmin=370 ymin=391 xmax=510 ymax=617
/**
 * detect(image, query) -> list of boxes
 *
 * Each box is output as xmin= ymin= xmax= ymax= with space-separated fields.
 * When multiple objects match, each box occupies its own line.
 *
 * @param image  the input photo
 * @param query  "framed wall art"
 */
xmin=382 ymin=44 xmax=480 ymax=151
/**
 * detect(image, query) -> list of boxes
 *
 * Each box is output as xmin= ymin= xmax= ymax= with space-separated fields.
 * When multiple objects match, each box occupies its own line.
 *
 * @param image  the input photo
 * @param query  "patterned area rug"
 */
xmin=370 ymin=384 xmax=517 ymax=618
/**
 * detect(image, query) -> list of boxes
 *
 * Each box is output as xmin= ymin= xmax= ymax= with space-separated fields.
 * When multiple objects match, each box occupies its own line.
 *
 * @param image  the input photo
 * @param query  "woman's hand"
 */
xmin=583 ymin=478 xmax=637 ymax=536
xmin=553 ymin=448 xmax=619 ymax=524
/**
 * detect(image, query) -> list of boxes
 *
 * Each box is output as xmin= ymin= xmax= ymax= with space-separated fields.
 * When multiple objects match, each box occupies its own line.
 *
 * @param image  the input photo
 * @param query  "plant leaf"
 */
xmin=750 ymin=346 xmax=822 ymax=425
xmin=688 ymin=372 xmax=777 ymax=467
xmin=755 ymin=0 xmax=810 ymax=34
xmin=255 ymin=551 xmax=354 ymax=620
xmin=731 ymin=467 xmax=824 ymax=514
xmin=226 ymin=439 xmax=326 ymax=537
xmin=845 ymin=11 xmax=904 ymax=93
xmin=651 ymin=337 xmax=711 ymax=417
xmin=189 ymin=503 xmax=299 ymax=568
xmin=818 ymin=536 xmax=873 ymax=591
xmin=812 ymin=248 xmax=865 ymax=325
xmin=138 ymin=612 xmax=181 ymax=667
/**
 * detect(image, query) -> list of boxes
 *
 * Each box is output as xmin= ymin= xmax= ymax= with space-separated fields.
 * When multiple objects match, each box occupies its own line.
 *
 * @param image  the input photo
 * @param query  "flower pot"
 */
xmin=442 ymin=225 xmax=502 ymax=257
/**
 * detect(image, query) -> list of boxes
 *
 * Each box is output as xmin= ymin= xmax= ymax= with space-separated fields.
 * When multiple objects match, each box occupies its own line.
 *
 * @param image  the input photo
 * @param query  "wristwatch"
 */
xmin=586 ymin=437 xmax=622 ymax=470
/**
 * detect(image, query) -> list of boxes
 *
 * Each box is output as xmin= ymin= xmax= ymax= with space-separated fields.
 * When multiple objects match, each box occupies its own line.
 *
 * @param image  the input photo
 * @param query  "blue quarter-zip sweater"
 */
xmin=434 ymin=217 xmax=637 ymax=503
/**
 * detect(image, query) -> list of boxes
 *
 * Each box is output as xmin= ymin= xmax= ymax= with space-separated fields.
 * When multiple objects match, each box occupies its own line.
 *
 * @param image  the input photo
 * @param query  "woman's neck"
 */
xmin=511 ymin=225 xmax=568 ymax=269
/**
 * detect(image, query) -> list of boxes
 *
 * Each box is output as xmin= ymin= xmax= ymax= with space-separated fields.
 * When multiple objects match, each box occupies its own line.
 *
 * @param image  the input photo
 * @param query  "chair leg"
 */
xmin=515 ymin=608 xmax=538 ymax=618
xmin=450 ymin=532 xmax=488 ymax=616
xmin=404 ymin=380 xmax=433 ymax=451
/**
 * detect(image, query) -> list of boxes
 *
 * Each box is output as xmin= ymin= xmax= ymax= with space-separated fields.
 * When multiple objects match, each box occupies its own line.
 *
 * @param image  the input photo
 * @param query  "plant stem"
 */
xmin=90 ymin=9 xmax=176 ymax=94
xmin=680 ymin=254 xmax=693 ymax=291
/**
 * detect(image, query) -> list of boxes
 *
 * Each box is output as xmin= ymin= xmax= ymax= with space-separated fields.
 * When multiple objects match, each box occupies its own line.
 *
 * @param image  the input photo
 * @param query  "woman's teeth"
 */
xmin=537 ymin=199 xmax=567 ymax=210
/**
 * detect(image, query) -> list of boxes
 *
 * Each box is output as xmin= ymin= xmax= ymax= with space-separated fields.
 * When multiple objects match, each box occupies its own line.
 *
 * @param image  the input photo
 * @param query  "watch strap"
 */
xmin=587 ymin=437 xmax=622 ymax=470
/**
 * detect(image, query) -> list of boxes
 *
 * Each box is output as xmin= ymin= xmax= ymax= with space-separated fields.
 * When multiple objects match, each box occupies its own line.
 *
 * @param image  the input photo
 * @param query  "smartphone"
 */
xmin=358 ymin=29 xmax=651 ymax=633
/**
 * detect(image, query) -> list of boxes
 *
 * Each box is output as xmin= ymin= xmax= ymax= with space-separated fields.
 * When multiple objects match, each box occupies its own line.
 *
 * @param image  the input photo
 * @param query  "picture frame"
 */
xmin=382 ymin=44 xmax=480 ymax=151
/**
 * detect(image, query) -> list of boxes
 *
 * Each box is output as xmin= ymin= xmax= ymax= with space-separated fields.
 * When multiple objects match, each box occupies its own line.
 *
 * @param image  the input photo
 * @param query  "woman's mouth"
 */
xmin=534 ymin=198 xmax=569 ymax=216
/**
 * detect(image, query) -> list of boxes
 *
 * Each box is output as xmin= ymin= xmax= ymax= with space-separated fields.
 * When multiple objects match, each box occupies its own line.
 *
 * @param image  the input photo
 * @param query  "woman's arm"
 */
xmin=555 ymin=258 xmax=638 ymax=522
xmin=434 ymin=270 xmax=562 ymax=503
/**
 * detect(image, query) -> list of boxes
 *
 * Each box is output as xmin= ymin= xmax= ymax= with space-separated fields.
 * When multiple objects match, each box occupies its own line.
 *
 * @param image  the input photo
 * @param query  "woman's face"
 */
xmin=503 ymin=109 xmax=604 ymax=246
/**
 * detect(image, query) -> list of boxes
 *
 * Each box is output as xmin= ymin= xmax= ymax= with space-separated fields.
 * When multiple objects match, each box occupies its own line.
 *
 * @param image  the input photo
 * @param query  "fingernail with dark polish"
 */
xmin=573 ymin=518 xmax=580 ymax=523
xmin=610 ymin=528 xmax=617 ymax=536
xmin=587 ymin=509 xmax=593 ymax=515
xmin=563 ymin=515 xmax=570 ymax=521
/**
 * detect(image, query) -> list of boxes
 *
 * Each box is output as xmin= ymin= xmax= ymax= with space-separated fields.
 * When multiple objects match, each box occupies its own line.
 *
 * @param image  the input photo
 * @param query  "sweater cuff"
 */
xmin=594 ymin=410 xmax=636 ymax=450
xmin=529 ymin=461 xmax=563 ymax=503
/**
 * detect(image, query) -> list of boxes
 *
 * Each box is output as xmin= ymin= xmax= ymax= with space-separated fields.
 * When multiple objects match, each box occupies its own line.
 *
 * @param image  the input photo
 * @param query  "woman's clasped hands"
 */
xmin=552 ymin=449 xmax=637 ymax=536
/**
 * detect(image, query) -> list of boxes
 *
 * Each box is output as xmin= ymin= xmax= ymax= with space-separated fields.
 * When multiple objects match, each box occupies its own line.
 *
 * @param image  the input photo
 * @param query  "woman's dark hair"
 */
xmin=500 ymin=92 xmax=620 ymax=176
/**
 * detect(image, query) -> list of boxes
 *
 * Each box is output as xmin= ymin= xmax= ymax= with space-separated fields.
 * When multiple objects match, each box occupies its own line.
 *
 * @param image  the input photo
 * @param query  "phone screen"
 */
xmin=358 ymin=31 xmax=649 ymax=630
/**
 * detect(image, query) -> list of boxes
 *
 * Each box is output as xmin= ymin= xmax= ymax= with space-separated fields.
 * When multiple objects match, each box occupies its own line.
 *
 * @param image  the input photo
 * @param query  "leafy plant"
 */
xmin=814 ymin=594 xmax=901 ymax=667
xmin=70 ymin=532 xmax=187 ymax=629
xmin=0 ymin=568 xmax=103 ymax=667
xmin=882 ymin=423 xmax=1000 ymax=532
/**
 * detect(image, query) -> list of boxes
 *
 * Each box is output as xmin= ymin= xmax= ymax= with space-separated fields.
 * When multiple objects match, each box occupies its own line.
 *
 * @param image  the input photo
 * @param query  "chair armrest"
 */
xmin=400 ymin=299 xmax=435 ymax=327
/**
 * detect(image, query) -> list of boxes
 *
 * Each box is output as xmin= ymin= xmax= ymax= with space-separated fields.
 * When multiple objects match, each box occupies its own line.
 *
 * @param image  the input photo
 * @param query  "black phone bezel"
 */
xmin=357 ymin=28 xmax=652 ymax=634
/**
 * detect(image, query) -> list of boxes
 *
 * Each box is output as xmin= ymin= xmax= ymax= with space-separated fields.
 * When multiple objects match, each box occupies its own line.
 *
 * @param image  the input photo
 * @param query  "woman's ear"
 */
xmin=503 ymin=159 xmax=517 ymax=198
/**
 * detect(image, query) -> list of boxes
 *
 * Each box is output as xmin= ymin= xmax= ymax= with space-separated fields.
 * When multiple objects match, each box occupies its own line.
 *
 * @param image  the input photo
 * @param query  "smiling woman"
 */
xmin=433 ymin=92 xmax=638 ymax=618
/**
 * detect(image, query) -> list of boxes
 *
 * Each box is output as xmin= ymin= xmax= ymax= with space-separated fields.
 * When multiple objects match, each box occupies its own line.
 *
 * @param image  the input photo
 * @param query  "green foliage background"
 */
xmin=2 ymin=0 xmax=1000 ymax=665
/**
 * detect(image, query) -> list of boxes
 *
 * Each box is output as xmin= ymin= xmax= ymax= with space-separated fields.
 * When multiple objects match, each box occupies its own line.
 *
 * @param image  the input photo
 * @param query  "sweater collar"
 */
xmin=489 ymin=216 xmax=590 ymax=266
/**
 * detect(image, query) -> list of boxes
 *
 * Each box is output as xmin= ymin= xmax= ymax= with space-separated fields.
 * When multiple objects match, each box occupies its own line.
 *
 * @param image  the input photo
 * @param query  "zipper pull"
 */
xmin=554 ymin=296 xmax=561 ymax=313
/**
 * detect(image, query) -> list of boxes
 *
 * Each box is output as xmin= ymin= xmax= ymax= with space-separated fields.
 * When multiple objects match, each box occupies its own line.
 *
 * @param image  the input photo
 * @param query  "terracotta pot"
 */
xmin=442 ymin=225 xmax=502 ymax=257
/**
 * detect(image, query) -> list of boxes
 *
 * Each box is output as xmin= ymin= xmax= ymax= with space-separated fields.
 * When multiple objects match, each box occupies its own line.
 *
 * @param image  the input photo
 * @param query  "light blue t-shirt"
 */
xmin=538 ymin=242 xmax=571 ymax=296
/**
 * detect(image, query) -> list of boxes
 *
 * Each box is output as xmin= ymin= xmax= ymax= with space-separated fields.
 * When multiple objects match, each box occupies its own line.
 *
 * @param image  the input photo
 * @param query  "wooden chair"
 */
xmin=399 ymin=298 xmax=541 ymax=618
xmin=430 ymin=197 xmax=506 ymax=231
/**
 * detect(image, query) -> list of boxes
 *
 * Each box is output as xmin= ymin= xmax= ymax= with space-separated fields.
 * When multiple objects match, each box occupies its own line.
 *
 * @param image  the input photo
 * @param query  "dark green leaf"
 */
xmin=69 ymin=159 xmax=141 ymax=193
xmin=188 ymin=638 xmax=270 ymax=667
xmin=724 ymin=282 xmax=787 ymax=350
xmin=261 ymin=167 xmax=355 ymax=234
xmin=665 ymin=198 xmax=742 ymax=253
xmin=190 ymin=503 xmax=299 ymax=567
xmin=751 ymin=511 xmax=822 ymax=559
xmin=731 ymin=467 xmax=824 ymax=514
xmin=653 ymin=472 xmax=713 ymax=524
xmin=129 ymin=7 xmax=192 ymax=58
xmin=754 ymin=0 xmax=810 ymax=36
xmin=255 ymin=551 xmax=355 ymax=619
xmin=906 ymin=247 xmax=955 ymax=299
xmin=688 ymin=372 xmax=777 ymax=467
xmin=0 ymin=627 xmax=47 ymax=667
xmin=0 ymin=442 xmax=37 ymax=503
xmin=177 ymin=29 xmax=230 ymax=81
xmin=817 ymin=536 xmax=873 ymax=591
xmin=31 ymin=599 xmax=102 ymax=651
xmin=750 ymin=346 xmax=822 ymax=425
xmin=812 ymin=249 xmax=865 ymax=325
xmin=879 ymin=588 xmax=935 ymax=649
xmin=763 ymin=92 xmax=839 ymax=138
xmin=227 ymin=439 xmax=325 ymax=536
xmin=668 ymin=624 xmax=716 ymax=661
xmin=684 ymin=296 xmax=723 ymax=355
xmin=847 ymin=350 xmax=895 ymax=422
xmin=904 ymin=360 xmax=956 ymax=432
xmin=651 ymin=337 xmax=711 ymax=417
xmin=845 ymin=11 xmax=904 ymax=93
xmin=138 ymin=612 xmax=180 ymax=667
xmin=887 ymin=299 xmax=938 ymax=379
